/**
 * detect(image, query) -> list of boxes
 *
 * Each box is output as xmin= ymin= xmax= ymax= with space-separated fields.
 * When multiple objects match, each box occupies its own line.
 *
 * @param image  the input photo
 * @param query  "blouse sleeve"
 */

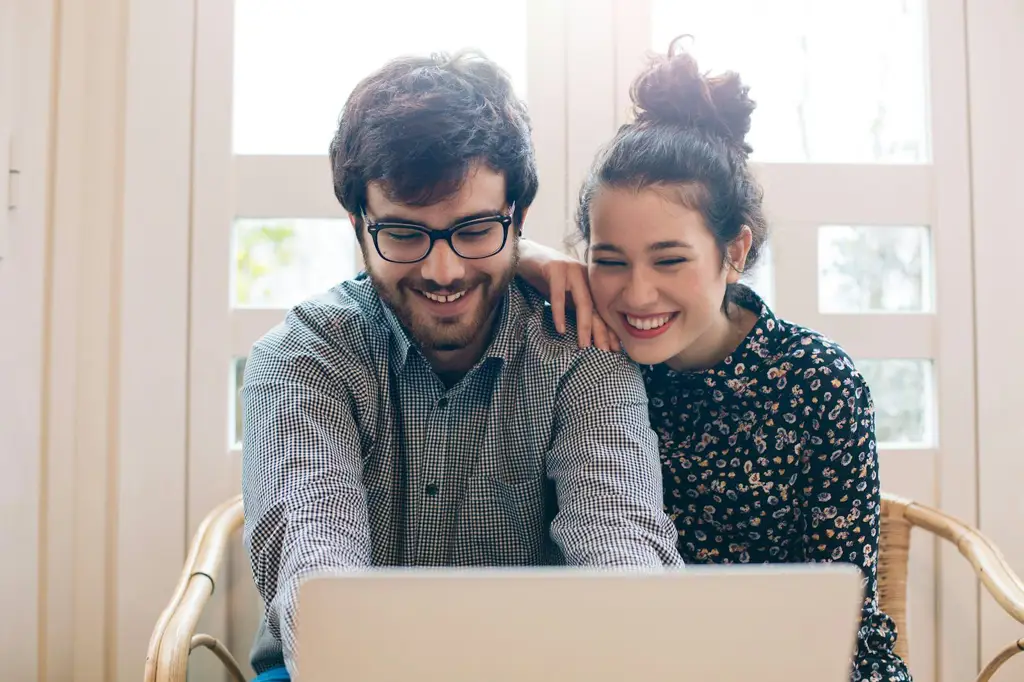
xmin=799 ymin=361 xmax=913 ymax=682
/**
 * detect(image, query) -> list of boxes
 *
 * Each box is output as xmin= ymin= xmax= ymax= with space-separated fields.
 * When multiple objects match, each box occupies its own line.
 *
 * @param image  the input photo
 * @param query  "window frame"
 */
xmin=187 ymin=1 xmax=982 ymax=678
xmin=611 ymin=0 xmax=978 ymax=677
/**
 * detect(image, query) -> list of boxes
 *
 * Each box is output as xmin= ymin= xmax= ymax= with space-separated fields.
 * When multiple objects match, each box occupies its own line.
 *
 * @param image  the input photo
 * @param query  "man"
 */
xmin=241 ymin=50 xmax=683 ymax=679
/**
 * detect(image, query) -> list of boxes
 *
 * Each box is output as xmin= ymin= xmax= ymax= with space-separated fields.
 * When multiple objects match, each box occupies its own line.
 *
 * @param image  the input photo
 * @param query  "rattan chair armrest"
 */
xmin=144 ymin=495 xmax=245 ymax=682
xmin=893 ymin=494 xmax=1024 ymax=624
xmin=977 ymin=639 xmax=1024 ymax=682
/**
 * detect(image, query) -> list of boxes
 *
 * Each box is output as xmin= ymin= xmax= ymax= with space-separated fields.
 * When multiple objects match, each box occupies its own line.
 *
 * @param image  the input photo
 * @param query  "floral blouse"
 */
xmin=641 ymin=285 xmax=911 ymax=682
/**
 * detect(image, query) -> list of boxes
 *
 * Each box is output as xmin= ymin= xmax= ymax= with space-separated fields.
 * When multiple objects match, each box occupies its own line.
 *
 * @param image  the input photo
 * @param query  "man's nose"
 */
xmin=419 ymin=239 xmax=466 ymax=288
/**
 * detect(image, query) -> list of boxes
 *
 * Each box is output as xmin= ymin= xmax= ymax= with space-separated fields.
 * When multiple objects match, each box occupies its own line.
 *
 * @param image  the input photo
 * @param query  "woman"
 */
xmin=518 ymin=39 xmax=912 ymax=682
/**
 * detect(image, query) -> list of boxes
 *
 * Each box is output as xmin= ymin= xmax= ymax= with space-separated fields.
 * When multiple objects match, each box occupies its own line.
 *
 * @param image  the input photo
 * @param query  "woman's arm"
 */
xmin=518 ymin=238 xmax=620 ymax=351
xmin=798 ymin=360 xmax=913 ymax=682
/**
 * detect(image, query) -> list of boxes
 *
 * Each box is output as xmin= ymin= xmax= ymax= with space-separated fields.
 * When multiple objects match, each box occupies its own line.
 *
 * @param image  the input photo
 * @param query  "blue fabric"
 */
xmin=253 ymin=666 xmax=290 ymax=682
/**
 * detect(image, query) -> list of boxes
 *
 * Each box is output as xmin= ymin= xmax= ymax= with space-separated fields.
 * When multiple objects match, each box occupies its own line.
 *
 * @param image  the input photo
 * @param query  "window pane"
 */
xmin=818 ymin=225 xmax=932 ymax=313
xmin=233 ymin=218 xmax=357 ymax=308
xmin=651 ymin=0 xmax=929 ymax=163
xmin=232 ymin=357 xmax=246 ymax=448
xmin=233 ymin=1 xmax=529 ymax=155
xmin=856 ymin=359 xmax=934 ymax=447
xmin=741 ymin=240 xmax=774 ymax=310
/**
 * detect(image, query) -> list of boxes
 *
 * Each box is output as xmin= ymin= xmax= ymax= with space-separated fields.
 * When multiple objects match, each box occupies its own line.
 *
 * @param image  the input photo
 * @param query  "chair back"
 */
xmin=878 ymin=494 xmax=912 ymax=666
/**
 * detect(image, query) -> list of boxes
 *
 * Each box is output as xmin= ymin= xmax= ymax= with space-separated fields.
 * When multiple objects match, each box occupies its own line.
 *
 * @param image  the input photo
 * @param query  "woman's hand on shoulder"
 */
xmin=518 ymin=238 xmax=621 ymax=352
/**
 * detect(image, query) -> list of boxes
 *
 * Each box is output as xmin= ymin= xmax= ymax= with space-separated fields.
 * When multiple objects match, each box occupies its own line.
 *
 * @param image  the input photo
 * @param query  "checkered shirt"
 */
xmin=240 ymin=273 xmax=683 ymax=675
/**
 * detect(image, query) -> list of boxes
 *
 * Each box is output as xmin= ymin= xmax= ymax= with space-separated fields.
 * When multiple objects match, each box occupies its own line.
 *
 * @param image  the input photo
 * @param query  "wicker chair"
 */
xmin=144 ymin=492 xmax=1024 ymax=682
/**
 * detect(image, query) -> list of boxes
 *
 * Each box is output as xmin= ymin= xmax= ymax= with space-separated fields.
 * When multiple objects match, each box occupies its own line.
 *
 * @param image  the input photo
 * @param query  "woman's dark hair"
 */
xmin=329 ymin=50 xmax=538 ymax=230
xmin=575 ymin=37 xmax=768 ymax=307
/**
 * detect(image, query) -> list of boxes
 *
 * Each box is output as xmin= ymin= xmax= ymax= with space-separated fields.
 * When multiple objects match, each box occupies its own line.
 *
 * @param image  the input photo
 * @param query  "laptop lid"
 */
xmin=296 ymin=564 xmax=863 ymax=682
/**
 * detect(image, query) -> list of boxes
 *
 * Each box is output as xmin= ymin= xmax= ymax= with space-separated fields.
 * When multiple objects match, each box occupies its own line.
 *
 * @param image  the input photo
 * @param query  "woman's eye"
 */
xmin=593 ymin=259 xmax=627 ymax=267
xmin=656 ymin=258 xmax=688 ymax=266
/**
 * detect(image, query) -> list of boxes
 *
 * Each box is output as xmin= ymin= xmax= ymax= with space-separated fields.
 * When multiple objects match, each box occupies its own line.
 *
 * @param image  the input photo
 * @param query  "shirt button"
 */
xmin=425 ymin=483 xmax=440 ymax=497
xmin=437 ymin=397 xmax=448 ymax=409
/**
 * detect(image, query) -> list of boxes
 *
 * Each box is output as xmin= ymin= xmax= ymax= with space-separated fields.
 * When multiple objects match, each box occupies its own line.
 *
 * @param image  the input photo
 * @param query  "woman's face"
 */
xmin=586 ymin=184 xmax=749 ymax=367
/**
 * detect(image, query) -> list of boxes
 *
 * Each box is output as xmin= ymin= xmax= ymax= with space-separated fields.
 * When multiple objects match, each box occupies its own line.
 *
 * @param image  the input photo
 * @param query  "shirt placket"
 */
xmin=417 ymin=387 xmax=455 ymax=564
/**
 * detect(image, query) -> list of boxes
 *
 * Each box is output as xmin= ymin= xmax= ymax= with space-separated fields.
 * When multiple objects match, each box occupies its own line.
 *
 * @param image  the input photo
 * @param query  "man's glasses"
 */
xmin=363 ymin=203 xmax=516 ymax=264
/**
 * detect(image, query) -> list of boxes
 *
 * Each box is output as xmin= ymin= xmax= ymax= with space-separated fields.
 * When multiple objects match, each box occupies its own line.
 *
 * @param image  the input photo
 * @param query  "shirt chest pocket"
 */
xmin=459 ymin=474 xmax=549 ymax=564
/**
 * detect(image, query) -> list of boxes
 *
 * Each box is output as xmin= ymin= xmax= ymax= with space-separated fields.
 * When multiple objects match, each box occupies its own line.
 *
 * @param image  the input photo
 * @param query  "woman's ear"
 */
xmin=725 ymin=225 xmax=754 ymax=284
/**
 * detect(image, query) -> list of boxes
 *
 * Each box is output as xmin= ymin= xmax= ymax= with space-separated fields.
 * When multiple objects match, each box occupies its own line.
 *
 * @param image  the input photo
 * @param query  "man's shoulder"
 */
xmin=509 ymin=277 xmax=643 ymax=385
xmin=248 ymin=275 xmax=386 ymax=374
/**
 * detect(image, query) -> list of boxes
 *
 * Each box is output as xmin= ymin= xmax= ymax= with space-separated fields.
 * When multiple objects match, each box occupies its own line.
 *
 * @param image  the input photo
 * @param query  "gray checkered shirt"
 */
xmin=241 ymin=273 xmax=683 ymax=675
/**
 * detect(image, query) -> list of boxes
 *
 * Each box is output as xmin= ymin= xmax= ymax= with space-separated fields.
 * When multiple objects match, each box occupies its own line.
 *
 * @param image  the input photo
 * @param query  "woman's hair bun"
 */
xmin=630 ymin=35 xmax=756 ymax=152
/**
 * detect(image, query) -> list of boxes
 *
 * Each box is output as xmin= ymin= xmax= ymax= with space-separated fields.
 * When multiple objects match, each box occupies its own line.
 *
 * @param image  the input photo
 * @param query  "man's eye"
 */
xmin=382 ymin=229 xmax=423 ymax=242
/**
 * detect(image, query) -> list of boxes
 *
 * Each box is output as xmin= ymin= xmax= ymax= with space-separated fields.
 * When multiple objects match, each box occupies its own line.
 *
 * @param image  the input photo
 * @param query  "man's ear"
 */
xmin=515 ymin=205 xmax=530 ymax=233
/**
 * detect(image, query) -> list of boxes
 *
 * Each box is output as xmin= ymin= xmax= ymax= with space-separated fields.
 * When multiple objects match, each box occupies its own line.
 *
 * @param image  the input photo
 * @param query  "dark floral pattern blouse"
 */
xmin=642 ymin=285 xmax=911 ymax=682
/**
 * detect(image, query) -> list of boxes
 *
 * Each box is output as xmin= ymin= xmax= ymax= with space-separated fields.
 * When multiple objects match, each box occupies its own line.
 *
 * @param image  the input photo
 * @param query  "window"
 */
xmin=742 ymin=240 xmax=774 ymax=310
xmin=233 ymin=218 xmax=357 ymax=308
xmin=650 ymin=0 xmax=930 ymax=164
xmin=193 ymin=3 xmax=976 ymax=676
xmin=857 ymin=358 xmax=935 ymax=447
xmin=818 ymin=225 xmax=932 ymax=313
xmin=232 ymin=356 xmax=246 ymax=448
xmin=233 ymin=0 xmax=529 ymax=155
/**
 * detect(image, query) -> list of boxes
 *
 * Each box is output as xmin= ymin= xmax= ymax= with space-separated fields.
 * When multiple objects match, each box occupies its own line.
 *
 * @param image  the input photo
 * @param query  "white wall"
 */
xmin=0 ymin=0 xmax=51 ymax=676
xmin=967 ymin=0 xmax=1024 ymax=676
xmin=0 ymin=0 xmax=192 ymax=680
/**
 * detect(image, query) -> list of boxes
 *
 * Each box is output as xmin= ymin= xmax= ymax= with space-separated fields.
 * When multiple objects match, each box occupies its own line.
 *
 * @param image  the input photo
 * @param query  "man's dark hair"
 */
xmin=329 ymin=50 xmax=538 ymax=230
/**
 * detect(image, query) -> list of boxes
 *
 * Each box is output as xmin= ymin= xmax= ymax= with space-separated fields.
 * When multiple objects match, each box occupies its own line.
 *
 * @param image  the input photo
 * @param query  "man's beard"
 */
xmin=364 ymin=242 xmax=519 ymax=353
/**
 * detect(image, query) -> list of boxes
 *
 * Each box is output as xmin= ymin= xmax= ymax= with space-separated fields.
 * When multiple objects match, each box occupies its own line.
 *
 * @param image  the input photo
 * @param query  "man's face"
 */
xmin=358 ymin=165 xmax=518 ymax=354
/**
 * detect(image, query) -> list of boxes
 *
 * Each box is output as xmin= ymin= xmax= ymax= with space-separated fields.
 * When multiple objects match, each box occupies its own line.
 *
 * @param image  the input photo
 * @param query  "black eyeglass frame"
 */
xmin=362 ymin=202 xmax=517 ymax=264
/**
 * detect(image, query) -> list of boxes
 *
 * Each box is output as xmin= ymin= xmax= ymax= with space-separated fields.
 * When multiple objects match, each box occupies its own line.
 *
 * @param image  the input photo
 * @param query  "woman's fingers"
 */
xmin=565 ymin=266 xmax=595 ymax=348
xmin=591 ymin=313 xmax=613 ymax=351
xmin=609 ymin=326 xmax=622 ymax=353
xmin=546 ymin=266 xmax=568 ymax=335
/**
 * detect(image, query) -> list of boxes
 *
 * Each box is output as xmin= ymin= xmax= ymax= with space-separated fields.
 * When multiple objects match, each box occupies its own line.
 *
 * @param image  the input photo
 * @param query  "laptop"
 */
xmin=295 ymin=564 xmax=864 ymax=682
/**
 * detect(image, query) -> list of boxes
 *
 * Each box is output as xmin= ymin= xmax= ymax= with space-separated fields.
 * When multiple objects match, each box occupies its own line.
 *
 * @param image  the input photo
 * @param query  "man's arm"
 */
xmin=241 ymin=341 xmax=373 ymax=675
xmin=547 ymin=349 xmax=683 ymax=568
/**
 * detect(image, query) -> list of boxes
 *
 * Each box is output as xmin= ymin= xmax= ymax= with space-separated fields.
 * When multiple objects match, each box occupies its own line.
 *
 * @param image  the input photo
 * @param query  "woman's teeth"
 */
xmin=422 ymin=290 xmax=466 ymax=303
xmin=625 ymin=314 xmax=672 ymax=330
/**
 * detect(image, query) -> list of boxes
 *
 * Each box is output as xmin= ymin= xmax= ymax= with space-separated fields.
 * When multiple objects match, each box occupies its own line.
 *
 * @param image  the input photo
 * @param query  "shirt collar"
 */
xmin=375 ymin=276 xmax=529 ymax=375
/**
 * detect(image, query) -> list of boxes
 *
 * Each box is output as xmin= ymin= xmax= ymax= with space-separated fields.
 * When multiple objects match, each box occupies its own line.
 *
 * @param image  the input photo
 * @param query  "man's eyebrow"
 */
xmin=370 ymin=209 xmax=507 ymax=228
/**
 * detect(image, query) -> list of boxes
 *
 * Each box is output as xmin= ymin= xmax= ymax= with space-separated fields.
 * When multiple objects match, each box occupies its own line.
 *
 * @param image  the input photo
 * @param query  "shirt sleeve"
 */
xmin=241 ymin=341 xmax=373 ymax=676
xmin=800 ymin=364 xmax=912 ymax=682
xmin=547 ymin=349 xmax=684 ymax=568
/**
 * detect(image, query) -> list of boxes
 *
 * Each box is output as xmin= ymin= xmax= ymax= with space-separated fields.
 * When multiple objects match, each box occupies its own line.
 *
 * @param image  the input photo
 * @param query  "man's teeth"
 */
xmin=625 ymin=314 xmax=672 ymax=330
xmin=422 ymin=290 xmax=466 ymax=303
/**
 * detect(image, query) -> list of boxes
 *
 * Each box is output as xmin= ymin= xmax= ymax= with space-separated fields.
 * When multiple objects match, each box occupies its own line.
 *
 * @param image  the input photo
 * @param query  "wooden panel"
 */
xmin=228 ymin=452 xmax=260 ymax=681
xmin=526 ymin=0 xmax=569 ymax=250
xmin=235 ymin=155 xmax=341 ymax=219
xmin=0 ymin=0 xmax=50 ymax=678
xmin=965 ymin=0 xmax=1024 ymax=678
xmin=928 ymin=1 xmax=983 ymax=680
xmin=190 ymin=0 xmax=237 ymax=680
xmin=755 ymin=164 xmax=932 ymax=226
xmin=881 ymin=449 xmax=938 ymax=682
